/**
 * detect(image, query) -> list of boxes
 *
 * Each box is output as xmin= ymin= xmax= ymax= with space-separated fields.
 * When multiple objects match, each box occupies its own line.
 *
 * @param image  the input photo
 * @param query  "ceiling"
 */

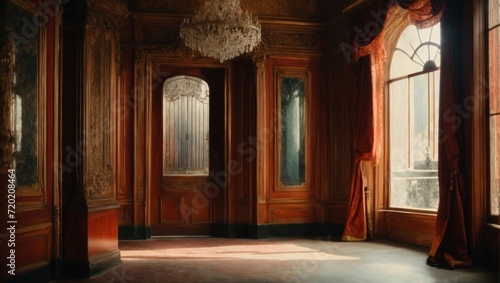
xmin=126 ymin=0 xmax=373 ymax=22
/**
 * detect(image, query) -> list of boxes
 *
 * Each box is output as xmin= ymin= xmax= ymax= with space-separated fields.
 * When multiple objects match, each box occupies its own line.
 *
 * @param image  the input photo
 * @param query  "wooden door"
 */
xmin=150 ymin=66 xmax=225 ymax=236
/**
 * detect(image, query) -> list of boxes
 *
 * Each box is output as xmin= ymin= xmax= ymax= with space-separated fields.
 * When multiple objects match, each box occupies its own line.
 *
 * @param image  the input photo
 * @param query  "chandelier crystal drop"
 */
xmin=179 ymin=0 xmax=262 ymax=63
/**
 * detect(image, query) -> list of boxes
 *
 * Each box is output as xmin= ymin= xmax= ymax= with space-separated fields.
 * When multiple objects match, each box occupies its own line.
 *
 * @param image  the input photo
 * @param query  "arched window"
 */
xmin=388 ymin=23 xmax=441 ymax=210
xmin=162 ymin=76 xmax=210 ymax=175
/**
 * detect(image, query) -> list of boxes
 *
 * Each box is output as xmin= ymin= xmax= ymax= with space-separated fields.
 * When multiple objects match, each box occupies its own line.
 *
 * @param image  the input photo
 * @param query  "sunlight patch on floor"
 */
xmin=120 ymin=243 xmax=359 ymax=261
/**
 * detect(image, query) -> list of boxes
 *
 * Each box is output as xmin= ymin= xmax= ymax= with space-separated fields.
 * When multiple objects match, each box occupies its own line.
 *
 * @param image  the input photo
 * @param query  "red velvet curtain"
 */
xmin=427 ymin=0 xmax=472 ymax=269
xmin=352 ymin=0 xmax=444 ymax=49
xmin=342 ymin=0 xmax=461 ymax=247
xmin=341 ymin=55 xmax=377 ymax=241
xmin=342 ymin=0 xmax=472 ymax=268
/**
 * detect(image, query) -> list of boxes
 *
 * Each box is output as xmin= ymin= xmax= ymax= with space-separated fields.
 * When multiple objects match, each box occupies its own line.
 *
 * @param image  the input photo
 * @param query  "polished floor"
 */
xmin=58 ymin=237 xmax=499 ymax=283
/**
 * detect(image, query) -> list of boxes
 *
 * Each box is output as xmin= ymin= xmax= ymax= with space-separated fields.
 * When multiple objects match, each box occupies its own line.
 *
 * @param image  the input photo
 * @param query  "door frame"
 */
xmin=143 ymin=57 xmax=232 ymax=235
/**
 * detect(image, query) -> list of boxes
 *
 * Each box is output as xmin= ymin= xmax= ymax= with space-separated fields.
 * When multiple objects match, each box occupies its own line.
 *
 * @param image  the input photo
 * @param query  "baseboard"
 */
xmin=249 ymin=224 xmax=269 ymax=239
xmin=63 ymin=249 xmax=121 ymax=278
xmin=321 ymin=223 xmax=345 ymax=239
xmin=7 ymin=264 xmax=51 ymax=283
xmin=484 ymin=249 xmax=499 ymax=271
xmin=51 ymin=258 xmax=63 ymax=282
xmin=267 ymin=223 xmax=322 ymax=237
xmin=118 ymin=226 xmax=151 ymax=240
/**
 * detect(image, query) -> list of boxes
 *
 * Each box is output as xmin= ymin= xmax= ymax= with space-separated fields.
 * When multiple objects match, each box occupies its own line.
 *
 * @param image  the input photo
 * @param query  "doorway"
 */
xmin=149 ymin=65 xmax=226 ymax=236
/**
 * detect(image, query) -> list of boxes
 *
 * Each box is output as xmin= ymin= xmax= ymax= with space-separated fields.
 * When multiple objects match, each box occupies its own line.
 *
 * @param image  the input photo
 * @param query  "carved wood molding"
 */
xmin=133 ymin=42 xmax=202 ymax=63
xmin=162 ymin=180 xmax=208 ymax=192
xmin=263 ymin=30 xmax=320 ymax=51
xmin=137 ymin=178 xmax=144 ymax=202
xmin=86 ymin=7 xmax=122 ymax=70
xmin=54 ymin=205 xmax=62 ymax=258
xmin=83 ymin=39 xmax=114 ymax=198
xmin=82 ymin=3 xmax=122 ymax=200
xmin=246 ymin=41 xmax=268 ymax=66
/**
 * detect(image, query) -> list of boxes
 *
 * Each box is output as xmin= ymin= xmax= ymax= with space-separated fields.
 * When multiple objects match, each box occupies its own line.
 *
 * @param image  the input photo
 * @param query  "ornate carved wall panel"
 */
xmin=264 ymin=30 xmax=320 ymax=50
xmin=261 ymin=25 xmax=324 ymax=56
xmin=82 ymin=2 xmax=127 ymax=200
xmin=61 ymin=0 xmax=127 ymax=276
xmin=84 ymin=31 xmax=113 ymax=198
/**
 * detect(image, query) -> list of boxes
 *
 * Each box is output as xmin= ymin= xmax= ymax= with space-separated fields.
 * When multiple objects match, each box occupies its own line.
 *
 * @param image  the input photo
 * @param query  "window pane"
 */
xmin=280 ymin=77 xmax=306 ymax=186
xmin=433 ymin=71 xmax=440 ymax=161
xmin=491 ymin=115 xmax=500 ymax=216
xmin=163 ymin=76 xmax=209 ymax=175
xmin=489 ymin=0 xmax=500 ymax=29
xmin=490 ymin=27 xmax=500 ymax=114
xmin=390 ymin=79 xmax=409 ymax=172
xmin=390 ymin=76 xmax=439 ymax=210
xmin=390 ymin=73 xmax=439 ymax=210
xmin=390 ymin=79 xmax=410 ymax=208
xmin=390 ymin=23 xmax=441 ymax=78
xmin=411 ymin=74 xmax=430 ymax=168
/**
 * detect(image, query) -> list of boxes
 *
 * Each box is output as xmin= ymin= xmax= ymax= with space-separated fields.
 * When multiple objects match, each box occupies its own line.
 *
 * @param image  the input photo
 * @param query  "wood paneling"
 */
xmin=384 ymin=211 xmax=436 ymax=247
xmin=116 ymin=49 xmax=135 ymax=203
xmin=0 ymin=1 xmax=57 ymax=281
xmin=226 ymin=60 xmax=257 ymax=227
xmin=63 ymin=208 xmax=120 ymax=258
xmin=269 ymin=204 xmax=318 ymax=223
xmin=160 ymin=197 xmax=183 ymax=224
xmin=60 ymin=0 xmax=125 ymax=277
xmin=16 ymin=225 xmax=52 ymax=272
xmin=191 ymin=195 xmax=211 ymax=224
xmin=117 ymin=202 xmax=133 ymax=225
xmin=88 ymin=210 xmax=119 ymax=257
xmin=485 ymin=224 xmax=500 ymax=269
xmin=322 ymin=201 xmax=348 ymax=224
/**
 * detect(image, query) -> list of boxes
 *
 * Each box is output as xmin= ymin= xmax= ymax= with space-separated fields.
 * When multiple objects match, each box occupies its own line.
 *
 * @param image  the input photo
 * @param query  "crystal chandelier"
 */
xmin=179 ymin=0 xmax=261 ymax=63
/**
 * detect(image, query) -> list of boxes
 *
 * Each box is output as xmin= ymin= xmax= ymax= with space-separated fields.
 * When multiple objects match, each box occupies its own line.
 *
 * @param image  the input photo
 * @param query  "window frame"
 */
xmin=386 ymin=23 xmax=442 ymax=213
xmin=487 ymin=0 xmax=500 ymax=224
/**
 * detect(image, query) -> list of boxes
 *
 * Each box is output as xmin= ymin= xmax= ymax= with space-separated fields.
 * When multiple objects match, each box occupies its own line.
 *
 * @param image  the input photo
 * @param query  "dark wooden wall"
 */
xmin=0 ymin=1 xmax=57 ymax=282
xmin=3 ymin=0 xmax=499 ymax=282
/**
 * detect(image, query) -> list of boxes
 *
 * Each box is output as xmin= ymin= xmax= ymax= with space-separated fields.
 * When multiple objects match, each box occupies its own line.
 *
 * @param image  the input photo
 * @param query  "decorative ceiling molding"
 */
xmin=135 ymin=0 xmax=322 ymax=20
xmin=263 ymin=30 xmax=320 ymax=50
xmin=128 ymin=0 xmax=371 ymax=22
xmin=241 ymin=0 xmax=317 ymax=20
